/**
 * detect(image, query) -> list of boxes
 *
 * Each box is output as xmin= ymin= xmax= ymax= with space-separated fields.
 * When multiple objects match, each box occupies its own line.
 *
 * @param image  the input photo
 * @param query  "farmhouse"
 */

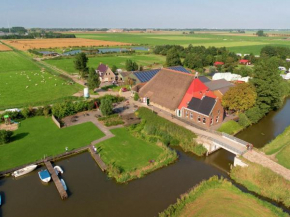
xmin=96 ymin=63 xmax=116 ymax=82
xmin=126 ymin=66 xmax=190 ymax=85
xmin=138 ymin=68 xmax=194 ymax=113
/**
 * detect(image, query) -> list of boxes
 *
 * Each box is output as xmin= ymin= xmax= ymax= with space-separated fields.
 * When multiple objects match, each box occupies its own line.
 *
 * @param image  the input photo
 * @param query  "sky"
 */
xmin=1 ymin=0 xmax=290 ymax=29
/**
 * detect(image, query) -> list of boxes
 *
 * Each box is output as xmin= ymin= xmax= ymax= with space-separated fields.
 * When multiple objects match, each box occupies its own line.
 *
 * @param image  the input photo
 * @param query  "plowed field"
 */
xmin=4 ymin=38 xmax=131 ymax=50
xmin=0 ymin=43 xmax=12 ymax=51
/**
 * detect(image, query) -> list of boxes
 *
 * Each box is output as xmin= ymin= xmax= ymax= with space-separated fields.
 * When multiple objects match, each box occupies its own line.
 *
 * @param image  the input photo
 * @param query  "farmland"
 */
xmin=44 ymin=54 xmax=166 ymax=73
xmin=0 ymin=43 xmax=12 ymax=51
xmin=2 ymin=38 xmax=131 ymax=50
xmin=74 ymin=32 xmax=290 ymax=54
xmin=0 ymin=51 xmax=81 ymax=109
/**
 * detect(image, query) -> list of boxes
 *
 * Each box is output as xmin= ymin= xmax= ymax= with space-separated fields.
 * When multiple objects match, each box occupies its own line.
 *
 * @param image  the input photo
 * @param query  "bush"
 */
xmin=134 ymin=92 xmax=140 ymax=101
xmin=21 ymin=107 xmax=34 ymax=118
xmin=0 ymin=130 xmax=13 ymax=145
xmin=100 ymin=99 xmax=113 ymax=116
xmin=238 ymin=113 xmax=252 ymax=127
xmin=246 ymin=106 xmax=265 ymax=124
xmin=217 ymin=120 xmax=243 ymax=135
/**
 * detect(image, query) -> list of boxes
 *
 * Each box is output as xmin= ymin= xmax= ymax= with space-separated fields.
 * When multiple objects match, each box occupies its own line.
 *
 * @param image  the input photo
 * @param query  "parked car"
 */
xmin=121 ymin=87 xmax=128 ymax=92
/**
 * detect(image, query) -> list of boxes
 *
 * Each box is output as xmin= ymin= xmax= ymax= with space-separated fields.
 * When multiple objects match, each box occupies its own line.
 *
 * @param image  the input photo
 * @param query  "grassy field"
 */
xmin=96 ymin=128 xmax=164 ymax=172
xmin=262 ymin=125 xmax=290 ymax=169
xmin=0 ymin=116 xmax=105 ymax=171
xmin=230 ymin=159 xmax=290 ymax=208
xmin=74 ymin=32 xmax=290 ymax=54
xmin=0 ymin=51 xmax=81 ymax=109
xmin=44 ymin=54 xmax=165 ymax=73
xmin=159 ymin=176 xmax=287 ymax=217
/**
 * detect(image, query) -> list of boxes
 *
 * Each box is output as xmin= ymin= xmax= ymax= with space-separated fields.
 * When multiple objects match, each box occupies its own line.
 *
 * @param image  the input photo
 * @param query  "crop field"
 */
xmin=74 ymin=32 xmax=290 ymax=54
xmin=0 ymin=51 xmax=81 ymax=109
xmin=2 ymin=38 xmax=131 ymax=51
xmin=0 ymin=43 xmax=12 ymax=51
xmin=44 ymin=54 xmax=166 ymax=74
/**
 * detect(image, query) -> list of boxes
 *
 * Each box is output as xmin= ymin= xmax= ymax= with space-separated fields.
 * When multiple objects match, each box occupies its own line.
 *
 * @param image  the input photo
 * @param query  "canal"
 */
xmin=236 ymin=97 xmax=290 ymax=148
xmin=0 ymin=149 xmax=232 ymax=217
xmin=1 ymin=98 xmax=290 ymax=217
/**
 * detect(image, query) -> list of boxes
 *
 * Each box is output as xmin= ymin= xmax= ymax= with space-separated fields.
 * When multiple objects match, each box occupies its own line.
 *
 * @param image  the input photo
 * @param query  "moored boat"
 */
xmin=0 ymin=193 xmax=2 ymax=206
xmin=12 ymin=164 xmax=37 ymax=178
xmin=38 ymin=169 xmax=51 ymax=183
xmin=60 ymin=179 xmax=67 ymax=191
xmin=54 ymin=166 xmax=64 ymax=175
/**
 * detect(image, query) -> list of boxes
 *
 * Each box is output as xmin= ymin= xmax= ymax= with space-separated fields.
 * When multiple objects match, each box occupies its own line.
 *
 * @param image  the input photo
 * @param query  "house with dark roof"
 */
xmin=96 ymin=63 xmax=116 ymax=82
xmin=204 ymin=79 xmax=234 ymax=99
xmin=182 ymin=96 xmax=223 ymax=128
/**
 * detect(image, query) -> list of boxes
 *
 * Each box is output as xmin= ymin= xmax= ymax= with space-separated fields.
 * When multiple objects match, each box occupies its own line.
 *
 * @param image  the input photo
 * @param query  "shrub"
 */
xmin=100 ymin=98 xmax=113 ymax=116
xmin=246 ymin=106 xmax=265 ymax=124
xmin=217 ymin=120 xmax=243 ymax=135
xmin=43 ymin=106 xmax=52 ymax=117
xmin=0 ymin=130 xmax=13 ymax=145
xmin=134 ymin=92 xmax=140 ymax=101
xmin=21 ymin=107 xmax=34 ymax=118
xmin=238 ymin=113 xmax=252 ymax=127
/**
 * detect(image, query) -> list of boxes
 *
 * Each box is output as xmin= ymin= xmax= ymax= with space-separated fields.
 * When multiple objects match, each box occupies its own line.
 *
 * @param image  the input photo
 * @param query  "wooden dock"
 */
xmin=88 ymin=145 xmax=108 ymax=171
xmin=44 ymin=161 xmax=68 ymax=200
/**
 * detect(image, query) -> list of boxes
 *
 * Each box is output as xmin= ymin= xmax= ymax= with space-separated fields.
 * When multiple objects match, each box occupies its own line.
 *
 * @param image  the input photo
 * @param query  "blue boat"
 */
xmin=38 ymin=170 xmax=51 ymax=183
xmin=0 ymin=193 xmax=2 ymax=206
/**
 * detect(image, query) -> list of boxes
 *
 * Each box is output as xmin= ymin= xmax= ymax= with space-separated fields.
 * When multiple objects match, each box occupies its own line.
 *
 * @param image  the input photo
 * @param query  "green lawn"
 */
xmin=96 ymin=128 xmax=163 ymax=172
xmin=0 ymin=51 xmax=81 ymax=109
xmin=262 ymin=125 xmax=290 ymax=169
xmin=44 ymin=54 xmax=166 ymax=74
xmin=218 ymin=120 xmax=244 ymax=135
xmin=159 ymin=176 xmax=287 ymax=217
xmin=75 ymin=32 xmax=290 ymax=54
xmin=0 ymin=116 xmax=105 ymax=171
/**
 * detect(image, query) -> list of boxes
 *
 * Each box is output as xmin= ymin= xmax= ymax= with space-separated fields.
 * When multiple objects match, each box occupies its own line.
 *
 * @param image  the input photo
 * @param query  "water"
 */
xmin=236 ymin=97 xmax=290 ymax=148
xmin=0 ymin=149 xmax=232 ymax=217
xmin=62 ymin=47 xmax=149 ymax=56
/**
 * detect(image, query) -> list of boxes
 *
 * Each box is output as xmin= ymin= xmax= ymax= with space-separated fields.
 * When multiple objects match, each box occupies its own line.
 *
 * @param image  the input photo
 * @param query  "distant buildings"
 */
xmin=106 ymin=29 xmax=124 ymax=33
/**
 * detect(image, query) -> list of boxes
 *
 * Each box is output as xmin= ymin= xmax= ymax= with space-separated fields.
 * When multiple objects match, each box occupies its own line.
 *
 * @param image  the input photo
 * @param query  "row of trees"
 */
xmin=222 ymin=57 xmax=290 ymax=124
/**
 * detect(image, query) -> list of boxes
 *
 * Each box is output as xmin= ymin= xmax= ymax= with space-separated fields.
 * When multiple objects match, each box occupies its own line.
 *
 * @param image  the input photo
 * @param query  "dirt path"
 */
xmin=243 ymin=150 xmax=290 ymax=181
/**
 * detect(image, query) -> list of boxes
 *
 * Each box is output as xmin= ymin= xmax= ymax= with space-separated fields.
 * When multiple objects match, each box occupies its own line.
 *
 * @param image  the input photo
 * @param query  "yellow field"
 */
xmin=0 ymin=43 xmax=12 ymax=51
xmin=2 ymin=38 xmax=131 ymax=50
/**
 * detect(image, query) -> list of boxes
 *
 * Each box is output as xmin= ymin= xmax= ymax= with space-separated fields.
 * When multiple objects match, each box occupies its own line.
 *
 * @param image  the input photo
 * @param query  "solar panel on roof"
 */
xmin=134 ymin=69 xmax=161 ymax=83
xmin=168 ymin=66 xmax=190 ymax=73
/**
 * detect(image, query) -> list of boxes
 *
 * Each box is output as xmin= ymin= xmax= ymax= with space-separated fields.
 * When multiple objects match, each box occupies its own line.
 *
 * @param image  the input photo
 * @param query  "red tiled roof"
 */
xmin=214 ymin=62 xmax=224 ymax=66
xmin=178 ymin=78 xmax=216 ymax=110
xmin=239 ymin=59 xmax=249 ymax=63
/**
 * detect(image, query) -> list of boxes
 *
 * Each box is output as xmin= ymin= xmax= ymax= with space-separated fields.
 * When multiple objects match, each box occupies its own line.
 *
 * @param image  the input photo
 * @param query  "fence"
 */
xmin=222 ymin=132 xmax=248 ymax=146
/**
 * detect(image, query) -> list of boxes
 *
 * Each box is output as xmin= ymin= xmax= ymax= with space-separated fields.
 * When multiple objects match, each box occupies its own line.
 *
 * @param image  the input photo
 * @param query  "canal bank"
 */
xmin=236 ymin=97 xmax=290 ymax=148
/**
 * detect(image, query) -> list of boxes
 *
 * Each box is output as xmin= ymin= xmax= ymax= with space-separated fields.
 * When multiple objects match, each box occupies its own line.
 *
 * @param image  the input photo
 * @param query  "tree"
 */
xmin=250 ymin=58 xmax=285 ymax=114
xmin=256 ymin=30 xmax=266 ymax=37
xmin=233 ymin=66 xmax=253 ymax=77
xmin=100 ymin=98 xmax=113 ymax=116
xmin=166 ymin=48 xmax=182 ymax=66
xmin=134 ymin=92 xmax=139 ymax=101
xmin=87 ymin=68 xmax=100 ymax=91
xmin=74 ymin=53 xmax=88 ymax=78
xmin=125 ymin=59 xmax=138 ymax=71
xmin=0 ymin=130 xmax=13 ymax=145
xmin=222 ymin=83 xmax=257 ymax=112
xmin=111 ymin=65 xmax=117 ymax=73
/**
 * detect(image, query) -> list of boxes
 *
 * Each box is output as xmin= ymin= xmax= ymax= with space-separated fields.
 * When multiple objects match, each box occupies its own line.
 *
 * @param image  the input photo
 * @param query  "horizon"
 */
xmin=1 ymin=0 xmax=290 ymax=29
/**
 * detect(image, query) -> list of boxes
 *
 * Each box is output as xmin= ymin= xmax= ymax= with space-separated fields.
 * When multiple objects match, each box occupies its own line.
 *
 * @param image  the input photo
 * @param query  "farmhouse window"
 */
xmin=185 ymin=110 xmax=188 ymax=118
xmin=211 ymin=118 xmax=213 ymax=125
xmin=203 ymin=118 xmax=206 ymax=124
xmin=190 ymin=113 xmax=193 ymax=119
xmin=216 ymin=116 xmax=219 ymax=123
xmin=198 ymin=116 xmax=201 ymax=122
xmin=218 ymin=110 xmax=220 ymax=114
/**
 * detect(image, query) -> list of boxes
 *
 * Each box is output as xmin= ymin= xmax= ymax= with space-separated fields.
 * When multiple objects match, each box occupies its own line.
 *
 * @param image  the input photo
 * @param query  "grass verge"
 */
xmin=159 ymin=176 xmax=288 ymax=217
xmin=217 ymin=120 xmax=244 ymax=135
xmin=98 ymin=114 xmax=124 ymax=127
xmin=230 ymin=159 xmax=290 ymax=208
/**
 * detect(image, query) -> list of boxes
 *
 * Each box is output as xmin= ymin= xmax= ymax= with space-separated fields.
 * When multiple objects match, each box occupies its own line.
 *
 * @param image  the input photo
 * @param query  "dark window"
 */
xmin=203 ymin=118 xmax=206 ymax=124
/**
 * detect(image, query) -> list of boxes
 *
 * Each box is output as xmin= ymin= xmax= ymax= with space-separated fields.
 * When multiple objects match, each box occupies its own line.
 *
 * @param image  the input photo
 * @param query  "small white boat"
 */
xmin=54 ymin=166 xmax=63 ymax=175
xmin=60 ymin=179 xmax=67 ymax=191
xmin=38 ymin=169 xmax=51 ymax=183
xmin=12 ymin=165 xmax=37 ymax=178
